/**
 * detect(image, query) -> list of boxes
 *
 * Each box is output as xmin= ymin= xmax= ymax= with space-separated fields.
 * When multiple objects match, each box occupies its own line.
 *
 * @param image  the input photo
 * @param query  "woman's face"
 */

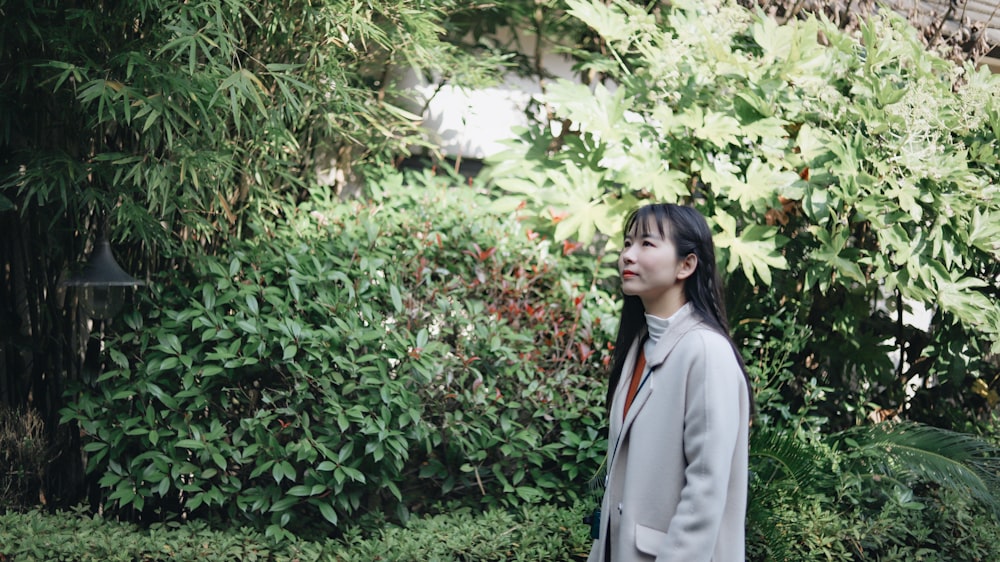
xmin=619 ymin=218 xmax=692 ymax=316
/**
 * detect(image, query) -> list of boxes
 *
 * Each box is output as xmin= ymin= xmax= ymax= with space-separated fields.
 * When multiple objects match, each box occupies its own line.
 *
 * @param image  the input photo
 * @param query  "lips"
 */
xmin=622 ymin=270 xmax=637 ymax=279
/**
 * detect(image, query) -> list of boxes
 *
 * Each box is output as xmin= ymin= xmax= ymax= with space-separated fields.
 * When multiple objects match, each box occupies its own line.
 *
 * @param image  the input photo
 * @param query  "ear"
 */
xmin=677 ymin=253 xmax=698 ymax=280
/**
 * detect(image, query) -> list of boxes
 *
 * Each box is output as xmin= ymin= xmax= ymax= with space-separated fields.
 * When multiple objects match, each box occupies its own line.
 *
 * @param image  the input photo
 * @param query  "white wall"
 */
xmin=398 ymin=31 xmax=577 ymax=160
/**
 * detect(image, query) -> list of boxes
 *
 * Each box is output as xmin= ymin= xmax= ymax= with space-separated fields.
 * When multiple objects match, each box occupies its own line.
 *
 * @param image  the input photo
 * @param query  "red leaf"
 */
xmin=562 ymin=239 xmax=583 ymax=255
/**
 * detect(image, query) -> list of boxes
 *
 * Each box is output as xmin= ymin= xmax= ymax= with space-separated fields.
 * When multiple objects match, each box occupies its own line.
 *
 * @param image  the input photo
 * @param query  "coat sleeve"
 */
xmin=656 ymin=330 xmax=745 ymax=562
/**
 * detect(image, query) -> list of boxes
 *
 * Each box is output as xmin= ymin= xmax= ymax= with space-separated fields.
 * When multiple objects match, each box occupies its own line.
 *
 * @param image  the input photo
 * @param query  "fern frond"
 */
xmin=748 ymin=427 xmax=837 ymax=562
xmin=840 ymin=421 xmax=1000 ymax=516
xmin=750 ymin=426 xmax=832 ymax=495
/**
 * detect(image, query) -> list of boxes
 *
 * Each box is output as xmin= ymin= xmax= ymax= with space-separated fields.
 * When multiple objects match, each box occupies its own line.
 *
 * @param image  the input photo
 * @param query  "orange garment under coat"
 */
xmin=622 ymin=349 xmax=646 ymax=421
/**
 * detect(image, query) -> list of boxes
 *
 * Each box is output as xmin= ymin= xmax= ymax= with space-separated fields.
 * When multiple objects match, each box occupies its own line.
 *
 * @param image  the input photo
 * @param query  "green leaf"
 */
xmin=843 ymin=422 xmax=1000 ymax=516
xmin=175 ymin=439 xmax=204 ymax=450
xmin=83 ymin=441 xmax=108 ymax=453
xmin=566 ymin=0 xmax=648 ymax=45
xmin=713 ymin=213 xmax=787 ymax=285
xmin=317 ymin=500 xmax=338 ymax=525
xmin=340 ymin=466 xmax=366 ymax=483
xmin=968 ymin=208 xmax=1000 ymax=258
xmin=390 ymin=284 xmax=403 ymax=313
xmin=704 ymin=158 xmax=798 ymax=214
xmin=809 ymin=226 xmax=867 ymax=285
xmin=211 ymin=453 xmax=227 ymax=470
xmin=693 ymin=109 xmax=742 ymax=148
xmin=752 ymin=13 xmax=792 ymax=63
xmin=543 ymin=80 xmax=632 ymax=143
xmin=269 ymin=496 xmax=298 ymax=513
xmin=246 ymin=295 xmax=259 ymax=315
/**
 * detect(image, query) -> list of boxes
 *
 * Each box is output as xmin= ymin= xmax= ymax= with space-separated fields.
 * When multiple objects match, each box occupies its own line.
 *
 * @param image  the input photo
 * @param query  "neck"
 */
xmin=641 ymin=289 xmax=686 ymax=319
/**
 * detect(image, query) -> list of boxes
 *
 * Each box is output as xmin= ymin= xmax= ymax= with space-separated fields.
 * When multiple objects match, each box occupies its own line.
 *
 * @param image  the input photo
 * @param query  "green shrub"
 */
xmin=2 ymin=492 xmax=997 ymax=562
xmin=486 ymin=0 xmax=1000 ymax=431
xmin=748 ymin=486 xmax=1000 ymax=562
xmin=0 ymin=501 xmax=593 ymax=562
xmin=329 ymin=501 xmax=592 ymax=561
xmin=60 ymin=176 xmax=615 ymax=537
xmin=748 ymin=421 xmax=1000 ymax=561
xmin=0 ymin=505 xmax=326 ymax=562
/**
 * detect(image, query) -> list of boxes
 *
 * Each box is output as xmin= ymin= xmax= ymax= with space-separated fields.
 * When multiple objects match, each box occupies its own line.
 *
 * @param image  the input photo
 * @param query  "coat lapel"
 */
xmin=643 ymin=304 xmax=702 ymax=369
xmin=610 ymin=305 xmax=704 ymax=472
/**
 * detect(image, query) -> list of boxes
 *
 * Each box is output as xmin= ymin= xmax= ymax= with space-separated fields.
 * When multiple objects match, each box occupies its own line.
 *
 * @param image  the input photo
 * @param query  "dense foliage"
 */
xmin=0 ymin=0 xmax=509 ymax=506
xmin=1 ymin=501 xmax=593 ymax=561
xmin=747 ymin=420 xmax=1000 ymax=560
xmin=3 ymin=488 xmax=1000 ymax=561
xmin=59 ymin=179 xmax=615 ymax=538
xmin=2 ymin=0 xmax=505 ymax=249
xmin=49 ymin=171 xmax=1000 ymax=556
xmin=485 ymin=0 xmax=1000 ymax=431
xmin=3 ymin=0 xmax=999 ymax=559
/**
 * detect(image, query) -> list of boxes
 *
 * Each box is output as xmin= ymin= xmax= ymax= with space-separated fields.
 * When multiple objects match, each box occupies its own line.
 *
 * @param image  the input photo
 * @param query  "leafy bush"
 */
xmin=0 ymin=506 xmax=315 ymax=562
xmin=0 ymin=1 xmax=514 ymax=511
xmin=60 ymin=175 xmax=615 ymax=537
xmin=748 ymin=421 xmax=1000 ymax=561
xmin=748 ymin=483 xmax=1000 ymax=562
xmin=0 ymin=501 xmax=594 ymax=562
xmin=328 ymin=501 xmax=592 ymax=561
xmin=485 ymin=0 xmax=1000 ymax=431
xmin=2 ymin=490 xmax=997 ymax=562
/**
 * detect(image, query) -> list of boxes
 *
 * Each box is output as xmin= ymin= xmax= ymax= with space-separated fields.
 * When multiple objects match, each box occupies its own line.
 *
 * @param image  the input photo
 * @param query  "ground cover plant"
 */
xmin=0 ymin=501 xmax=596 ymax=561
xmin=2 ymin=487 xmax=999 ymax=561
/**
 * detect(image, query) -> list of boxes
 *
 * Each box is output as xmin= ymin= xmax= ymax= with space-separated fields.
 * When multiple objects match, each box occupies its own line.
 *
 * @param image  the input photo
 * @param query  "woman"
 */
xmin=588 ymin=203 xmax=751 ymax=562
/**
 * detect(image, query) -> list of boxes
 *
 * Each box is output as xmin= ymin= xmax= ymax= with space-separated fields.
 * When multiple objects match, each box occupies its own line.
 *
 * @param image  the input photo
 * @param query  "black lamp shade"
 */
xmin=64 ymin=238 xmax=145 ymax=319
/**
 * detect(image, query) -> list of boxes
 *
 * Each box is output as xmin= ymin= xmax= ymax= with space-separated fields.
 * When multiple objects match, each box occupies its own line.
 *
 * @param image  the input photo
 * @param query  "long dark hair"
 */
xmin=606 ymin=203 xmax=751 ymax=409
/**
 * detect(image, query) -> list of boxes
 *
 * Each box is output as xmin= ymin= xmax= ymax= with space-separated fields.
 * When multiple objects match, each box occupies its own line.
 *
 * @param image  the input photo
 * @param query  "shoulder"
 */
xmin=684 ymin=325 xmax=731 ymax=346
xmin=673 ymin=321 xmax=726 ymax=347
xmin=677 ymin=326 xmax=742 ymax=370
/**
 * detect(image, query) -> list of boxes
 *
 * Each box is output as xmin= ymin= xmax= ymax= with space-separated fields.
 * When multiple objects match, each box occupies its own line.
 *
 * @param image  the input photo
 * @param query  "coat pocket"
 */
xmin=635 ymin=523 xmax=669 ymax=556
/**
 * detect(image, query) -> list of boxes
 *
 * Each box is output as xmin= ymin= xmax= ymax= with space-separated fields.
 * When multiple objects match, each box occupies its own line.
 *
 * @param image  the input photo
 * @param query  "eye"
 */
xmin=623 ymin=239 xmax=633 ymax=248
xmin=642 ymin=240 xmax=655 ymax=247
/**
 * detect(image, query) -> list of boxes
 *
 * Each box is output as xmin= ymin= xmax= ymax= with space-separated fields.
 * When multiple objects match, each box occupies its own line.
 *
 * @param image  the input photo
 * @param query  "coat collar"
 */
xmin=644 ymin=303 xmax=703 ymax=368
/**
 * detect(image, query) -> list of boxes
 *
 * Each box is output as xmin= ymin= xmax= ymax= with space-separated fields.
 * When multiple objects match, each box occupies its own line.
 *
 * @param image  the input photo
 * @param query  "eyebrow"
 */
xmin=624 ymin=232 xmax=663 ymax=240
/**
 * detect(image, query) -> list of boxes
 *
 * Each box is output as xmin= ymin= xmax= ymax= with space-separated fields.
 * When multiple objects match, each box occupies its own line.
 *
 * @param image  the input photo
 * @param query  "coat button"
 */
xmin=618 ymin=503 xmax=623 ymax=513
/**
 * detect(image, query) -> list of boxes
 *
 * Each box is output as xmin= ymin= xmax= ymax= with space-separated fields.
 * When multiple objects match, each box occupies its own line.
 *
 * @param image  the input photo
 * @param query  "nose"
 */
xmin=620 ymin=247 xmax=636 ymax=265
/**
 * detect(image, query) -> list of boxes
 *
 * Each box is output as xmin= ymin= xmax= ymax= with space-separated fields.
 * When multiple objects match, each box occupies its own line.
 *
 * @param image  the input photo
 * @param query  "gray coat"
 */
xmin=587 ymin=304 xmax=749 ymax=562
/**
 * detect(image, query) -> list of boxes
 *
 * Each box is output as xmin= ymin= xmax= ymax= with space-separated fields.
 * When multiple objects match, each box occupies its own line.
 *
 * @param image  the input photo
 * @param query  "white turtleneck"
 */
xmin=644 ymin=303 xmax=688 ymax=357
